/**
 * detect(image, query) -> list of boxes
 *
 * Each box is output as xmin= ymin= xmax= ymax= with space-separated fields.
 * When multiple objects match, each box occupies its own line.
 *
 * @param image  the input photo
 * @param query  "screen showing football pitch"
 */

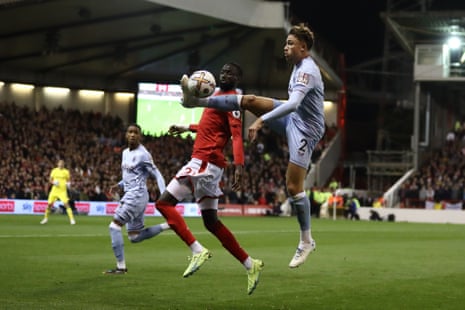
xmin=136 ymin=82 xmax=204 ymax=137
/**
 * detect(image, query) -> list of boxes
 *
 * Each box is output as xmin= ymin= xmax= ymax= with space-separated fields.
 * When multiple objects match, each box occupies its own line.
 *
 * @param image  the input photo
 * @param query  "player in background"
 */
xmin=40 ymin=159 xmax=76 ymax=225
xmin=180 ymin=24 xmax=324 ymax=268
xmin=156 ymin=62 xmax=264 ymax=295
xmin=104 ymin=123 xmax=169 ymax=274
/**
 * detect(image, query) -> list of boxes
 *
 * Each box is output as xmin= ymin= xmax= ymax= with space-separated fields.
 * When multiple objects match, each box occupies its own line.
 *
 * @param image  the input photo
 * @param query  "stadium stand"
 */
xmin=399 ymin=124 xmax=465 ymax=210
xmin=0 ymin=101 xmax=336 ymax=206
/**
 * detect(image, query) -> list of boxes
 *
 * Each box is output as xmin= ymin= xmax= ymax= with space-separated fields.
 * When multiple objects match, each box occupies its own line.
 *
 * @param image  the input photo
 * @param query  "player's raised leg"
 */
xmin=181 ymin=75 xmax=275 ymax=117
xmin=180 ymin=74 xmax=201 ymax=108
xmin=131 ymin=223 xmax=169 ymax=242
xmin=239 ymin=95 xmax=275 ymax=117
xmin=180 ymin=73 xmax=240 ymax=110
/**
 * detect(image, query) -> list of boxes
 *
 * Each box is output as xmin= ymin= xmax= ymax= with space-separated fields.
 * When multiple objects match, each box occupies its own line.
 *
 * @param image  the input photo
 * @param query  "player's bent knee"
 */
xmin=128 ymin=232 xmax=141 ymax=243
xmin=242 ymin=95 xmax=256 ymax=107
xmin=109 ymin=221 xmax=122 ymax=230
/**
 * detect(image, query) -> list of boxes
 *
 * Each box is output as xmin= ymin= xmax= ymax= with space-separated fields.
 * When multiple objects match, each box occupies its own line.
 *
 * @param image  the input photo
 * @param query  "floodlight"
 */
xmin=447 ymin=36 xmax=461 ymax=49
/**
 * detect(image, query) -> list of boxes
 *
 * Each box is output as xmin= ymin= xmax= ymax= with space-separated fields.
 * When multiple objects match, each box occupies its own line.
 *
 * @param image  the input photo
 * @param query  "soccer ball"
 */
xmin=187 ymin=70 xmax=216 ymax=98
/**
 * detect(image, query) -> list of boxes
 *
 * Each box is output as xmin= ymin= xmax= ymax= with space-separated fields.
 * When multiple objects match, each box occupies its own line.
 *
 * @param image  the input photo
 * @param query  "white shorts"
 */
xmin=113 ymin=190 xmax=149 ymax=232
xmin=166 ymin=158 xmax=223 ymax=209
xmin=266 ymin=100 xmax=323 ymax=169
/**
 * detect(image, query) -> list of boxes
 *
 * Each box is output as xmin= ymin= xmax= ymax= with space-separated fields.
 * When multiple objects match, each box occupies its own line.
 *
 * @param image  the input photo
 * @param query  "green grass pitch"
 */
xmin=1 ymin=214 xmax=464 ymax=310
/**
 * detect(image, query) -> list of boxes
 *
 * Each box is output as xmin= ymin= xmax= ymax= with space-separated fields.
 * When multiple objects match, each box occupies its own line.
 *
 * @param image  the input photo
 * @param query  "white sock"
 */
xmin=189 ymin=241 xmax=203 ymax=254
xmin=117 ymin=260 xmax=126 ymax=269
xmin=160 ymin=222 xmax=170 ymax=231
xmin=243 ymin=256 xmax=252 ymax=270
xmin=300 ymin=229 xmax=312 ymax=244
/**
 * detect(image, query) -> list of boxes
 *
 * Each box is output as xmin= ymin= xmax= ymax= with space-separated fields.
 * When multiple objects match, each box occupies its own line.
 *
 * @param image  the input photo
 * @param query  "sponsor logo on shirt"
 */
xmin=296 ymin=72 xmax=310 ymax=85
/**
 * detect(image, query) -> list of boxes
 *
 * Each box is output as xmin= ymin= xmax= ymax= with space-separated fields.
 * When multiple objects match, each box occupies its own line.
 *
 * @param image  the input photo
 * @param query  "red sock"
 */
xmin=156 ymin=200 xmax=196 ymax=246
xmin=210 ymin=221 xmax=249 ymax=263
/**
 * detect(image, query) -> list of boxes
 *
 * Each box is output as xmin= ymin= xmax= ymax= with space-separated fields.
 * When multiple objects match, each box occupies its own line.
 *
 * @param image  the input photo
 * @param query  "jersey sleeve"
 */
xmin=262 ymin=64 xmax=314 ymax=122
xmin=189 ymin=124 xmax=199 ymax=132
xmin=142 ymin=152 xmax=166 ymax=193
xmin=228 ymin=110 xmax=244 ymax=165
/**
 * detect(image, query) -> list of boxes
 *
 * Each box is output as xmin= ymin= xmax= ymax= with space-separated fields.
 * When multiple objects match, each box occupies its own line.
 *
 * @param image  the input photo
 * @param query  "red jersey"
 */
xmin=188 ymin=89 xmax=244 ymax=168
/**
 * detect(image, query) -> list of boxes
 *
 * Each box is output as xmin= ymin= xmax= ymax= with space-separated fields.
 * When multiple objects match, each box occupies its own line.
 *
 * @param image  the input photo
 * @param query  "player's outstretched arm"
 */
xmin=168 ymin=125 xmax=189 ymax=135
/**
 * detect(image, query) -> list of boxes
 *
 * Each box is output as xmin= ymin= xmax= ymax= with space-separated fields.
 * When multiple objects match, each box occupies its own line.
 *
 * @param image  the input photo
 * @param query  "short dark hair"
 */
xmin=225 ymin=62 xmax=243 ymax=78
xmin=127 ymin=123 xmax=141 ymax=132
xmin=289 ymin=23 xmax=314 ymax=50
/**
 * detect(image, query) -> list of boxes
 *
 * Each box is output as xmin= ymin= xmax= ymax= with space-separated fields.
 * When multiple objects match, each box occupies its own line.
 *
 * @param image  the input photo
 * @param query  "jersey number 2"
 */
xmin=299 ymin=139 xmax=308 ymax=153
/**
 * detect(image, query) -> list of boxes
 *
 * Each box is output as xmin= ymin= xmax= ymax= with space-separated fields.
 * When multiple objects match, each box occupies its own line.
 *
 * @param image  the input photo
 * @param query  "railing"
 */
xmin=383 ymin=169 xmax=415 ymax=208
xmin=367 ymin=150 xmax=414 ymax=194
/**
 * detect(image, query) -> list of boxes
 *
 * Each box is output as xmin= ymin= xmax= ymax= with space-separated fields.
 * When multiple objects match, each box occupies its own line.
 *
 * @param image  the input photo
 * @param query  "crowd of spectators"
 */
xmin=399 ymin=122 xmax=465 ymax=207
xmin=0 ymin=102 xmax=124 ymax=202
xmin=0 ymin=101 xmax=335 ymax=207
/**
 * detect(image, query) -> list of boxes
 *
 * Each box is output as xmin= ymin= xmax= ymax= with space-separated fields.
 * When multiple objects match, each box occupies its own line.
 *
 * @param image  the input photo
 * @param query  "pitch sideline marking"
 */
xmin=0 ymin=229 xmax=297 ymax=238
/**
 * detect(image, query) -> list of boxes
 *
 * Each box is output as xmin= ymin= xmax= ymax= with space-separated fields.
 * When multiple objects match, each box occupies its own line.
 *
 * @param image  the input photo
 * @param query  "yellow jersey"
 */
xmin=50 ymin=167 xmax=70 ymax=192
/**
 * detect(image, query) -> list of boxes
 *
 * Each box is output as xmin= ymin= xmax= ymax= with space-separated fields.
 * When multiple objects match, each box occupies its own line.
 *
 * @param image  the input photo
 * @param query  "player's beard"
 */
xmin=219 ymin=81 xmax=234 ymax=91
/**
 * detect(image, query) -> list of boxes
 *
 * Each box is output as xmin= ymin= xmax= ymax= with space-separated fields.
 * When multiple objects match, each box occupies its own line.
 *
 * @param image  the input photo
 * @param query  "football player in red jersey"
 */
xmin=155 ymin=62 xmax=264 ymax=295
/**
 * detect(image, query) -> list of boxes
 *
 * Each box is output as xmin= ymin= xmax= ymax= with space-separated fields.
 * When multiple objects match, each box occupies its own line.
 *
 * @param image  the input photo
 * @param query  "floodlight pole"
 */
xmin=412 ymin=82 xmax=420 ymax=171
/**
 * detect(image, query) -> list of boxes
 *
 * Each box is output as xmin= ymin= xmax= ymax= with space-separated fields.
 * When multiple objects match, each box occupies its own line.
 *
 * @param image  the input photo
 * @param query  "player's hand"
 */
xmin=231 ymin=165 xmax=243 ymax=191
xmin=248 ymin=118 xmax=264 ymax=142
xmin=168 ymin=125 xmax=188 ymax=136
xmin=52 ymin=180 xmax=59 ymax=186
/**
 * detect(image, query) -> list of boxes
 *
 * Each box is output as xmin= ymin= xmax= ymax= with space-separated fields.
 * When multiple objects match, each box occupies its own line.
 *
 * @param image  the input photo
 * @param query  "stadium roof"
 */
xmin=382 ymin=8 xmax=465 ymax=108
xmin=0 ymin=0 xmax=343 ymax=97
xmin=383 ymin=10 xmax=465 ymax=55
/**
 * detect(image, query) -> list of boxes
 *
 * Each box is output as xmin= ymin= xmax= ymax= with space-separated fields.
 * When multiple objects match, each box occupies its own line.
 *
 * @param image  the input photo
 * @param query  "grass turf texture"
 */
xmin=1 ymin=214 xmax=464 ymax=310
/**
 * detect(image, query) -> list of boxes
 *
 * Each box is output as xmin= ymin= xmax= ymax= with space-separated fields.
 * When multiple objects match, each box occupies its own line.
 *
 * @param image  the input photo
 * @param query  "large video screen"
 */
xmin=136 ymin=82 xmax=204 ymax=137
